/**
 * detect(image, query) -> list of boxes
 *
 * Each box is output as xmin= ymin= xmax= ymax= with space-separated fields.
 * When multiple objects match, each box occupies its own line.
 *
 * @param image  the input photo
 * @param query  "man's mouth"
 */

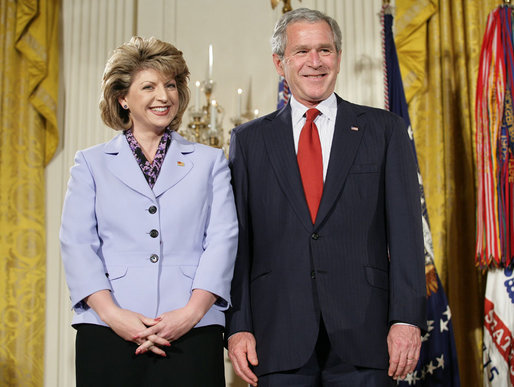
xmin=303 ymin=74 xmax=326 ymax=79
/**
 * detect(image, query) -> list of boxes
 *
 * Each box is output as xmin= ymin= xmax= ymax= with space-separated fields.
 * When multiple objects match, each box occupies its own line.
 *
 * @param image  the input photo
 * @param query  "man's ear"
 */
xmin=272 ymin=53 xmax=285 ymax=77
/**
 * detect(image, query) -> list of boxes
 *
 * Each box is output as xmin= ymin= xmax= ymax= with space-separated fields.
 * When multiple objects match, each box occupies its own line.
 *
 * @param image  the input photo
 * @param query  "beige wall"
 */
xmin=45 ymin=1 xmax=385 ymax=385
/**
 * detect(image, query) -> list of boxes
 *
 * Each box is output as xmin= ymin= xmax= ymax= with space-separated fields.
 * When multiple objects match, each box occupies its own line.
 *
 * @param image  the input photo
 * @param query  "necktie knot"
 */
xmin=305 ymin=108 xmax=321 ymax=123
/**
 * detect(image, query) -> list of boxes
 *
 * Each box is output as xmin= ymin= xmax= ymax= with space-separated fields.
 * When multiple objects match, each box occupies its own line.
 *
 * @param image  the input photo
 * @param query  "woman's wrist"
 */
xmin=183 ymin=304 xmax=204 ymax=326
xmin=85 ymin=289 xmax=119 ymax=324
xmin=185 ymin=289 xmax=217 ymax=324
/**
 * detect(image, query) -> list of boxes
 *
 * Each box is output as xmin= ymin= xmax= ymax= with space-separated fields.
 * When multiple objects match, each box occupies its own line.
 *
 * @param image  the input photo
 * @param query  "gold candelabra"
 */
xmin=182 ymin=79 xmax=225 ymax=149
xmin=183 ymin=81 xmax=260 ymax=152
xmin=181 ymin=45 xmax=259 ymax=152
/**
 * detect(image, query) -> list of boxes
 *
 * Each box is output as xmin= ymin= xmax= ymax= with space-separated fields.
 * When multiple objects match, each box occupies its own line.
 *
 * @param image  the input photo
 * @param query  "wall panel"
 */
xmin=44 ymin=1 xmax=135 ymax=386
xmin=45 ymin=1 xmax=384 ymax=385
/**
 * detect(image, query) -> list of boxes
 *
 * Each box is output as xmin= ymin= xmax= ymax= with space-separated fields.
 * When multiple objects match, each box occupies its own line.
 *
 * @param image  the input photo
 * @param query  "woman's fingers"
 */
xmin=134 ymin=334 xmax=170 ymax=356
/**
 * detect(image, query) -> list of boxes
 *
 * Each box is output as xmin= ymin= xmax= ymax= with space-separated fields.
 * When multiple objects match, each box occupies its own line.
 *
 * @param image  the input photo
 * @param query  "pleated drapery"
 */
xmin=0 ymin=0 xmax=59 ymax=385
xmin=395 ymin=1 xmax=498 ymax=385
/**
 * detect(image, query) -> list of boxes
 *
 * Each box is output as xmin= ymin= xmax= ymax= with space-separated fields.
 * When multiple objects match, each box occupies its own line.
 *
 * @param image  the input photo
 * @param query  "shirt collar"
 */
xmin=290 ymin=93 xmax=337 ymax=126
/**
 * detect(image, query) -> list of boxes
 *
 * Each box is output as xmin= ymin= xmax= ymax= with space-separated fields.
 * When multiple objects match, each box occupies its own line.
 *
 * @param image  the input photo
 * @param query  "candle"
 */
xmin=195 ymin=81 xmax=200 ymax=111
xmin=208 ymin=44 xmax=213 ymax=80
xmin=254 ymin=109 xmax=259 ymax=118
xmin=210 ymin=100 xmax=217 ymax=131
xmin=237 ymin=88 xmax=243 ymax=117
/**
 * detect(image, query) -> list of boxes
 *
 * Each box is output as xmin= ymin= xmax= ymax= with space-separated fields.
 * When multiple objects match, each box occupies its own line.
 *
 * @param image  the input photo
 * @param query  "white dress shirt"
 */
xmin=290 ymin=93 xmax=338 ymax=181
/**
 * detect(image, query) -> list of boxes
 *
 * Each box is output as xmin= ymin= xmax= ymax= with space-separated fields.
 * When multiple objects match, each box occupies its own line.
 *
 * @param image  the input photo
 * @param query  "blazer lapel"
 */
xmin=315 ymin=97 xmax=365 ymax=227
xmin=263 ymin=105 xmax=314 ymax=232
xmin=152 ymin=131 xmax=194 ymax=198
xmin=105 ymin=134 xmax=156 ymax=200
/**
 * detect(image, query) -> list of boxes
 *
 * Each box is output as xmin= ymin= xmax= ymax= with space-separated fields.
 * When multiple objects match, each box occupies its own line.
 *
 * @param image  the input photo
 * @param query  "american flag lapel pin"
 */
xmin=177 ymin=161 xmax=185 ymax=167
xmin=351 ymin=126 xmax=359 ymax=131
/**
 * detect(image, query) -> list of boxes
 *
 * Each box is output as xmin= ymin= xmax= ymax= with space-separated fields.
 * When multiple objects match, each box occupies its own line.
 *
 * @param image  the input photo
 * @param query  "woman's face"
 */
xmin=119 ymin=68 xmax=179 ymax=134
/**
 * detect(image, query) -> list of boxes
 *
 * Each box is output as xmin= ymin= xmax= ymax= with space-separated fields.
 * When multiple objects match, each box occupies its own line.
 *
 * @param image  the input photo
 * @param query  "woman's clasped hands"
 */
xmin=133 ymin=305 xmax=204 ymax=356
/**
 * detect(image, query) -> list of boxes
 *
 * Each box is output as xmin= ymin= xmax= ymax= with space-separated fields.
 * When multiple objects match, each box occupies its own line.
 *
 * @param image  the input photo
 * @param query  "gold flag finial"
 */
xmin=271 ymin=0 xmax=300 ymax=14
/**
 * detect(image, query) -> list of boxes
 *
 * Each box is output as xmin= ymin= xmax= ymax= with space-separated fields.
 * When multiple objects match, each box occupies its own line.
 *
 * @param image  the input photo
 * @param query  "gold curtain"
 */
xmin=0 ymin=0 xmax=59 ymax=385
xmin=395 ymin=0 xmax=498 ymax=385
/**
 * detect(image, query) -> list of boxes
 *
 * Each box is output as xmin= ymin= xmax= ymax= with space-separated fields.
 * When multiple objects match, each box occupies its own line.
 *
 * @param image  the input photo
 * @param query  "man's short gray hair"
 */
xmin=271 ymin=8 xmax=342 ymax=58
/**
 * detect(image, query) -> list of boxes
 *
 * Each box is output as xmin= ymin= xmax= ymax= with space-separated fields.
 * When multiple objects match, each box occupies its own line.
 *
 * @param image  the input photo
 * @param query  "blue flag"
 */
xmin=383 ymin=7 xmax=461 ymax=386
xmin=277 ymin=76 xmax=290 ymax=109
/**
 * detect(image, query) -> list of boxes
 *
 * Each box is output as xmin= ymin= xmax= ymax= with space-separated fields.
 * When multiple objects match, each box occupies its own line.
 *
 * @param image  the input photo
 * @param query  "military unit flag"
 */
xmin=475 ymin=5 xmax=514 ymax=269
xmin=476 ymin=6 xmax=514 ymax=386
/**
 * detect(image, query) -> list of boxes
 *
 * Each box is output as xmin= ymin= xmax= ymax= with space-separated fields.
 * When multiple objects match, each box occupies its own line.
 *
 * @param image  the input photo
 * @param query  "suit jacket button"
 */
xmin=150 ymin=254 xmax=159 ymax=263
xmin=311 ymin=233 xmax=319 ymax=240
xmin=148 ymin=206 xmax=157 ymax=214
xmin=150 ymin=229 xmax=159 ymax=238
xmin=311 ymin=270 xmax=316 ymax=279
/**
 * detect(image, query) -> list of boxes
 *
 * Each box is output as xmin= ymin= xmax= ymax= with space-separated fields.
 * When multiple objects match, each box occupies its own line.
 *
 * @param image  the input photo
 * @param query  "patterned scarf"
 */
xmin=125 ymin=128 xmax=172 ymax=189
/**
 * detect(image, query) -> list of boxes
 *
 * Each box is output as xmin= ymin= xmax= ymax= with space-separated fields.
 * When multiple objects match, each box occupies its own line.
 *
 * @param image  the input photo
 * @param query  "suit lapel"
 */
xmin=105 ymin=134 xmax=156 ymax=200
xmin=152 ymin=131 xmax=194 ymax=198
xmin=315 ymin=97 xmax=365 ymax=227
xmin=263 ymin=105 xmax=314 ymax=232
xmin=105 ymin=131 xmax=194 ymax=200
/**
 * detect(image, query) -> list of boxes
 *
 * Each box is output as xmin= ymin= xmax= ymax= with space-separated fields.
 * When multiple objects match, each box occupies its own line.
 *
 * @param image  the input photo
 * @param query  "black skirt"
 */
xmin=75 ymin=323 xmax=225 ymax=387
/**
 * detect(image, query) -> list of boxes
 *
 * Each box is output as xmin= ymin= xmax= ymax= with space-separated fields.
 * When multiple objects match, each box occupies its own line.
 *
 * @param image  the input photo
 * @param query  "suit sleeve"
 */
xmin=59 ymin=151 xmax=111 ymax=311
xmin=385 ymin=117 xmax=427 ymax=331
xmin=225 ymin=129 xmax=254 ymax=336
xmin=191 ymin=148 xmax=238 ymax=311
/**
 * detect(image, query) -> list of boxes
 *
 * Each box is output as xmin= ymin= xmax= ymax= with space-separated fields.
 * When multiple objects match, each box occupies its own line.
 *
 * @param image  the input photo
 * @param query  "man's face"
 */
xmin=273 ymin=21 xmax=341 ymax=108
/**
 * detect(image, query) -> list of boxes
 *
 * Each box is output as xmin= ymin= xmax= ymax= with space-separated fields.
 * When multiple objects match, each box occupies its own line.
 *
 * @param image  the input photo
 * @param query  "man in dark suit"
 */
xmin=226 ymin=8 xmax=427 ymax=386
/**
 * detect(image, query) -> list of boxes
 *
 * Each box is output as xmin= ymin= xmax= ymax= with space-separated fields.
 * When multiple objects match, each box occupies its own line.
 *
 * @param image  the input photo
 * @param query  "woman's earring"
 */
xmin=123 ymin=104 xmax=128 ymax=109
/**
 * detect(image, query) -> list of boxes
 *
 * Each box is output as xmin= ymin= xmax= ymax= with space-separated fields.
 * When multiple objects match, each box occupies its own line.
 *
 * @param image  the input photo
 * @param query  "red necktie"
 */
xmin=297 ymin=108 xmax=323 ymax=223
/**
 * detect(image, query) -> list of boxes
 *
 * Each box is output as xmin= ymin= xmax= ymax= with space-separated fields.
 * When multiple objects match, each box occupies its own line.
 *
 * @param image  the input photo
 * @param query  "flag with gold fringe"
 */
xmin=382 ymin=4 xmax=460 ymax=385
xmin=476 ymin=5 xmax=514 ymax=386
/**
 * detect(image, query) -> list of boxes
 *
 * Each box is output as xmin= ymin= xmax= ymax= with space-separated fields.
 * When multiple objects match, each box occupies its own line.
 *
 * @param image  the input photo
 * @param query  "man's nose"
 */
xmin=308 ymin=50 xmax=322 ymax=66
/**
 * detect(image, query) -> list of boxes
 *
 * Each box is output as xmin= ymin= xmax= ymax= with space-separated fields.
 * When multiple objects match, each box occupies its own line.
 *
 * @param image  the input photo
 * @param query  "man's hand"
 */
xmin=387 ymin=324 xmax=421 ymax=380
xmin=228 ymin=332 xmax=259 ymax=386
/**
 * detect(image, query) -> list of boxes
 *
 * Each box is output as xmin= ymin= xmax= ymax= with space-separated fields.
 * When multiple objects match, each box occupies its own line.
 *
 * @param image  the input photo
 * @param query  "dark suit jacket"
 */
xmin=226 ymin=95 xmax=427 ymax=376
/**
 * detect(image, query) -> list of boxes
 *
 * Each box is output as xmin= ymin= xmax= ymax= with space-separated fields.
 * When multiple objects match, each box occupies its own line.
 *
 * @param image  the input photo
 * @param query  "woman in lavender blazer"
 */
xmin=59 ymin=37 xmax=237 ymax=387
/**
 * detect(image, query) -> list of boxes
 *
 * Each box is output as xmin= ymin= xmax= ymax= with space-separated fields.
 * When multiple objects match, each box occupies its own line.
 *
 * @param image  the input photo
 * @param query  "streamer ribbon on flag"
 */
xmin=477 ymin=6 xmax=514 ymax=387
xmin=475 ymin=5 xmax=514 ymax=268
